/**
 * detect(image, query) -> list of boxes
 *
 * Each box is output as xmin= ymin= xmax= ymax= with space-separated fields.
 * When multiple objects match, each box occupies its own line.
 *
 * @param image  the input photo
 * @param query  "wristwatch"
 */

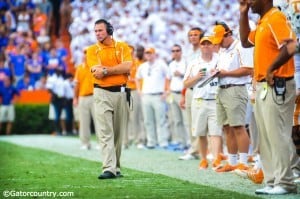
xmin=102 ymin=67 xmax=108 ymax=76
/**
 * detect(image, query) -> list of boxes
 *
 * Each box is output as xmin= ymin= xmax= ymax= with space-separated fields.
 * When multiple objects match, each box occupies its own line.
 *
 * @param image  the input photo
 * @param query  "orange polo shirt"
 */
xmin=248 ymin=7 xmax=295 ymax=82
xmin=74 ymin=63 xmax=94 ymax=96
xmin=127 ymin=58 xmax=144 ymax=89
xmin=86 ymin=39 xmax=132 ymax=87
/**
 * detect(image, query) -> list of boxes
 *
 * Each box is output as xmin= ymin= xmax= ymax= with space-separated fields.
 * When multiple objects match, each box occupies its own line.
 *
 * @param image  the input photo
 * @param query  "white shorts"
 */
xmin=191 ymin=98 xmax=222 ymax=137
xmin=0 ymin=105 xmax=15 ymax=122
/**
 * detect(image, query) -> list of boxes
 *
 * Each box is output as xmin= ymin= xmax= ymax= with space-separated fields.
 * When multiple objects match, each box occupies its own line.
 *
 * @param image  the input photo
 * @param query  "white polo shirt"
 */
xmin=169 ymin=58 xmax=187 ymax=92
xmin=184 ymin=53 xmax=219 ymax=99
xmin=136 ymin=59 xmax=171 ymax=94
xmin=216 ymin=39 xmax=253 ymax=85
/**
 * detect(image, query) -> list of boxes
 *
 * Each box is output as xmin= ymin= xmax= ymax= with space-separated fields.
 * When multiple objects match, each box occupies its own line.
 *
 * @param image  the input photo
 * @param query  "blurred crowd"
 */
xmin=69 ymin=0 xmax=258 ymax=65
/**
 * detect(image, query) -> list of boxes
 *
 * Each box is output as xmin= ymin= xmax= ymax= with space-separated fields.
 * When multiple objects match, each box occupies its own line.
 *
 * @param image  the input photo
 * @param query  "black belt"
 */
xmin=171 ymin=91 xmax=181 ymax=94
xmin=82 ymin=93 xmax=93 ymax=96
xmin=219 ymin=84 xmax=245 ymax=89
xmin=94 ymin=84 xmax=126 ymax=92
xmin=258 ymin=76 xmax=294 ymax=82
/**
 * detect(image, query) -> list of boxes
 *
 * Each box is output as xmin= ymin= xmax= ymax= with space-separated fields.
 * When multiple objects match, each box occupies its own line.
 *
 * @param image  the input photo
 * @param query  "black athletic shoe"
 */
xmin=98 ymin=171 xmax=116 ymax=180
xmin=116 ymin=172 xmax=123 ymax=178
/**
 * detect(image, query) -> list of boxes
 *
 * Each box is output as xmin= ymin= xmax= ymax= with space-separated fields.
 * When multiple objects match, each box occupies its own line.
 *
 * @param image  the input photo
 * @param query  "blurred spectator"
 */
xmin=73 ymin=49 xmax=95 ymax=149
xmin=32 ymin=6 xmax=47 ymax=36
xmin=34 ymin=74 xmax=47 ymax=90
xmin=0 ymin=57 xmax=12 ymax=89
xmin=125 ymin=45 xmax=146 ymax=149
xmin=45 ymin=47 xmax=64 ymax=75
xmin=59 ymin=0 xmax=72 ymax=36
xmin=26 ymin=51 xmax=43 ymax=82
xmin=168 ymin=44 xmax=188 ymax=149
xmin=8 ymin=44 xmax=27 ymax=84
xmin=136 ymin=47 xmax=171 ymax=148
xmin=36 ymin=0 xmax=52 ymax=34
xmin=63 ymin=73 xmax=74 ymax=135
xmin=16 ymin=72 xmax=34 ymax=91
xmin=0 ymin=76 xmax=19 ymax=135
xmin=16 ymin=5 xmax=31 ymax=33
xmin=36 ymin=28 xmax=50 ymax=46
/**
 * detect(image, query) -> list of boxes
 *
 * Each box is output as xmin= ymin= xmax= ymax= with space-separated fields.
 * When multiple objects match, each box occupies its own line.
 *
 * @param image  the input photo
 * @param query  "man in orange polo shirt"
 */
xmin=239 ymin=0 xmax=299 ymax=195
xmin=73 ymin=49 xmax=95 ymax=150
xmin=86 ymin=19 xmax=132 ymax=179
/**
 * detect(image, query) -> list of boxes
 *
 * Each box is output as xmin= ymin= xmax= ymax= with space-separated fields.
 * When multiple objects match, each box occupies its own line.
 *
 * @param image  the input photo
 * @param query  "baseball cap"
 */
xmin=212 ymin=22 xmax=231 ymax=44
xmin=145 ymin=47 xmax=155 ymax=54
xmin=200 ymin=36 xmax=214 ymax=44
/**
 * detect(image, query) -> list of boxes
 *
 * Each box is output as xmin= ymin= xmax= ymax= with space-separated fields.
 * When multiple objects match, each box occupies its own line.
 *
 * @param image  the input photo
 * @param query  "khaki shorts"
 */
xmin=216 ymin=86 xmax=248 ymax=127
xmin=0 ymin=104 xmax=15 ymax=122
xmin=191 ymin=98 xmax=222 ymax=137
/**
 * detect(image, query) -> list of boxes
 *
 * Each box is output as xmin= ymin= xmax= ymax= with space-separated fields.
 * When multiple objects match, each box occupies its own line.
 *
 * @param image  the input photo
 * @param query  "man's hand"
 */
xmin=266 ymin=69 xmax=274 ymax=86
xmin=239 ymin=0 xmax=250 ymax=13
xmin=91 ymin=65 xmax=105 ymax=79
xmin=216 ymin=69 xmax=228 ymax=78
xmin=179 ymin=96 xmax=185 ymax=109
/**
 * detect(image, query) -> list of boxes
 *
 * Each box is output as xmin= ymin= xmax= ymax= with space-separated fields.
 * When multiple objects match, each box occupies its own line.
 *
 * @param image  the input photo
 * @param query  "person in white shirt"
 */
xmin=183 ymin=36 xmax=223 ymax=170
xmin=212 ymin=22 xmax=253 ymax=172
xmin=136 ymin=47 xmax=171 ymax=148
xmin=46 ymin=67 xmax=66 ymax=135
xmin=168 ymin=44 xmax=188 ymax=149
xmin=179 ymin=27 xmax=204 ymax=160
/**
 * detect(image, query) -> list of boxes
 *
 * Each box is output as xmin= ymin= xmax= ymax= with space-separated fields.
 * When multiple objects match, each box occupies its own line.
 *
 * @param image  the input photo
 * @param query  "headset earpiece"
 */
xmin=106 ymin=22 xmax=114 ymax=36
xmin=96 ymin=19 xmax=114 ymax=36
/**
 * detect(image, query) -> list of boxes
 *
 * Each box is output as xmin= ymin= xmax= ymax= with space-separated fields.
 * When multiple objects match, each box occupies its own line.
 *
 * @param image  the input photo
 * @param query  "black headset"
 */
xmin=96 ymin=19 xmax=114 ymax=35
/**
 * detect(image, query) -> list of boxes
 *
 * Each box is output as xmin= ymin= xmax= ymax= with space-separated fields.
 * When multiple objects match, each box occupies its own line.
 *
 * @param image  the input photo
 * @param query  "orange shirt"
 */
xmin=33 ymin=13 xmax=47 ymax=33
xmin=248 ymin=7 xmax=295 ymax=82
xmin=74 ymin=63 xmax=94 ymax=96
xmin=127 ymin=58 xmax=144 ymax=89
xmin=86 ymin=40 xmax=132 ymax=87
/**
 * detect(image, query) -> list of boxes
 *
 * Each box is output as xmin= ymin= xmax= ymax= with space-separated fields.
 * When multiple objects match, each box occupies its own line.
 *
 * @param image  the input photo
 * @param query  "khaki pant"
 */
xmin=254 ymin=80 xmax=296 ymax=191
xmin=78 ymin=95 xmax=94 ymax=146
xmin=94 ymin=88 xmax=129 ymax=175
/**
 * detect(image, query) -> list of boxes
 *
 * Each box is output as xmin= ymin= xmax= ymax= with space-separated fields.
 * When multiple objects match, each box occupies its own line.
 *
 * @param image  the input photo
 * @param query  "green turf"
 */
xmin=0 ymin=141 xmax=261 ymax=199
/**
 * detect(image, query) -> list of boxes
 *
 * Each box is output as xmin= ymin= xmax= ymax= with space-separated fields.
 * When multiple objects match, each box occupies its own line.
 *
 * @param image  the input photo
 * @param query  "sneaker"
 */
xmin=265 ymin=185 xmax=297 ymax=195
xmin=212 ymin=158 xmax=221 ymax=168
xmin=255 ymin=186 xmax=273 ymax=194
xmin=235 ymin=163 xmax=249 ymax=171
xmin=215 ymin=163 xmax=248 ymax=173
xmin=198 ymin=159 xmax=208 ymax=170
xmin=212 ymin=153 xmax=226 ymax=168
xmin=178 ymin=153 xmax=197 ymax=160
xmin=247 ymin=168 xmax=264 ymax=184
xmin=215 ymin=164 xmax=236 ymax=172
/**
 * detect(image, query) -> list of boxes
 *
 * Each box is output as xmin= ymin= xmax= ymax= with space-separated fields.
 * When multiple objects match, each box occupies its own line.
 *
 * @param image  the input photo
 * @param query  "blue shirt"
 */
xmin=0 ymin=85 xmax=19 ymax=105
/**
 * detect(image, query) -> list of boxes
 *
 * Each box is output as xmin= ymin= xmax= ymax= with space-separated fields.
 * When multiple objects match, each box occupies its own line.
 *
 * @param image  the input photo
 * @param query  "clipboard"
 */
xmin=197 ymin=70 xmax=220 ymax=88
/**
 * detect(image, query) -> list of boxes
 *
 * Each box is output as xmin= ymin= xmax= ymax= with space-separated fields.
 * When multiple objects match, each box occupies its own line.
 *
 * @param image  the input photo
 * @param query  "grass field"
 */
xmin=0 ymin=141 xmax=262 ymax=199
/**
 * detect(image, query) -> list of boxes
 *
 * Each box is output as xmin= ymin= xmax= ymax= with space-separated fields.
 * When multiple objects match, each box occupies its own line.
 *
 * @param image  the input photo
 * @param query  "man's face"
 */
xmin=94 ymin=23 xmax=108 ymax=42
xmin=188 ymin=30 xmax=201 ymax=45
xmin=200 ymin=41 xmax=213 ymax=54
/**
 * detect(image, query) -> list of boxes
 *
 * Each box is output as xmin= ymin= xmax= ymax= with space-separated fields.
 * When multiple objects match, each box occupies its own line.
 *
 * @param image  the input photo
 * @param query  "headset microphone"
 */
xmin=100 ymin=35 xmax=108 ymax=43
